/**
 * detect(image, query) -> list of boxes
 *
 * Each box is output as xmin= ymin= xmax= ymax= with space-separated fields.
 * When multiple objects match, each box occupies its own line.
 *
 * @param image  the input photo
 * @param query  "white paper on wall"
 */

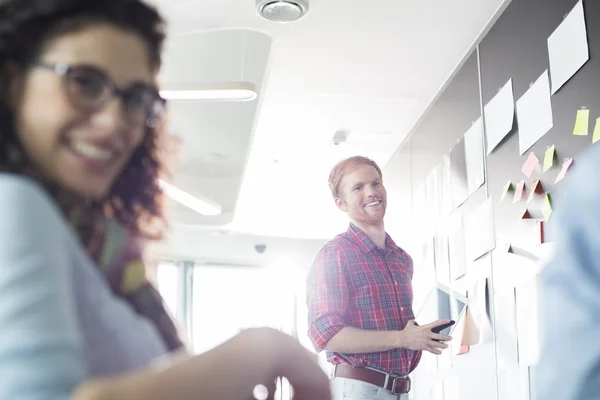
xmin=516 ymin=70 xmax=554 ymax=155
xmin=547 ymin=0 xmax=589 ymax=94
xmin=484 ymin=79 xmax=515 ymax=154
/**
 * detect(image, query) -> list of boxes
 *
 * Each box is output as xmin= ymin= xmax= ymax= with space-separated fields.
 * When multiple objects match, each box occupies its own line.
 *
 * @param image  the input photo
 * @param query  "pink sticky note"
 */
xmin=513 ymin=181 xmax=526 ymax=203
xmin=521 ymin=152 xmax=539 ymax=178
xmin=554 ymin=158 xmax=574 ymax=184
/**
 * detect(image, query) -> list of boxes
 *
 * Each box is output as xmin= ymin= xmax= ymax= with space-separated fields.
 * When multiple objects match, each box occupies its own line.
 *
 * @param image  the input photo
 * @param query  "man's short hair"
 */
xmin=328 ymin=156 xmax=383 ymax=199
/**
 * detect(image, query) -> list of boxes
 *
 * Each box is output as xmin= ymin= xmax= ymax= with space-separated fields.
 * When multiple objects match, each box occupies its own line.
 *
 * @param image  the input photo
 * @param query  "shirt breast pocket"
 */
xmin=352 ymin=280 xmax=396 ymax=313
xmin=354 ymin=283 xmax=375 ymax=312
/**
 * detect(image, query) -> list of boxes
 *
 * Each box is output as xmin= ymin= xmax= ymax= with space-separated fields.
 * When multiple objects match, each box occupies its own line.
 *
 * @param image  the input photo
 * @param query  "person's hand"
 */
xmin=240 ymin=328 xmax=331 ymax=400
xmin=400 ymin=319 xmax=452 ymax=355
xmin=71 ymin=328 xmax=331 ymax=400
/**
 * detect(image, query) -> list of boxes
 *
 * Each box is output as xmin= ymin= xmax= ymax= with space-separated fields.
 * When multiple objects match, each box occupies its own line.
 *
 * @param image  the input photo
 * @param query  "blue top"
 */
xmin=537 ymin=144 xmax=600 ymax=400
xmin=0 ymin=175 xmax=168 ymax=399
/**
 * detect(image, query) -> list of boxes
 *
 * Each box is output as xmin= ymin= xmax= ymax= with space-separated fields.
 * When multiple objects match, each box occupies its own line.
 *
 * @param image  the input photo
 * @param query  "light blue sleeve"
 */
xmin=537 ymin=146 xmax=600 ymax=400
xmin=0 ymin=175 xmax=87 ymax=399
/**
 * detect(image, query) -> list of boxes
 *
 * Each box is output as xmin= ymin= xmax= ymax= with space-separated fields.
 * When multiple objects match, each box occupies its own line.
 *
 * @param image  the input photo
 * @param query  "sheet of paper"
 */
xmin=413 ymin=182 xmax=428 ymax=235
xmin=500 ymin=181 xmax=514 ymax=202
xmin=543 ymin=145 xmax=556 ymax=172
xmin=547 ymin=0 xmax=589 ymax=94
xmin=452 ymin=310 xmax=469 ymax=355
xmin=508 ymin=368 xmax=523 ymax=400
xmin=412 ymin=238 xmax=437 ymax=312
xmin=461 ymin=279 xmax=493 ymax=345
xmin=521 ymin=151 xmax=539 ymax=178
xmin=485 ymin=79 xmax=515 ymax=154
xmin=554 ymin=158 xmax=574 ymax=183
xmin=497 ymin=369 xmax=522 ymax=400
xmin=448 ymin=211 xmax=467 ymax=281
xmin=464 ymin=198 xmax=496 ymax=262
xmin=464 ymin=118 xmax=485 ymax=195
xmin=450 ymin=137 xmax=469 ymax=209
xmin=516 ymin=70 xmax=554 ymax=155
xmin=520 ymin=209 xmax=532 ymax=220
xmin=513 ymin=180 xmax=526 ymax=203
xmin=518 ymin=366 xmax=532 ymax=400
xmin=440 ymin=155 xmax=454 ymax=216
xmin=431 ymin=381 xmax=445 ymax=400
xmin=437 ymin=348 xmax=452 ymax=371
xmin=443 ymin=377 xmax=460 ymax=400
xmin=425 ymin=165 xmax=442 ymax=228
xmin=434 ymin=226 xmax=451 ymax=284
xmin=516 ymin=279 xmax=540 ymax=366
xmin=542 ymin=193 xmax=553 ymax=222
xmin=419 ymin=351 xmax=439 ymax=373
xmin=593 ymin=118 xmax=600 ymax=144
xmin=573 ymin=108 xmax=589 ymax=135
xmin=497 ymin=244 xmax=552 ymax=288
xmin=494 ymin=288 xmax=519 ymax=371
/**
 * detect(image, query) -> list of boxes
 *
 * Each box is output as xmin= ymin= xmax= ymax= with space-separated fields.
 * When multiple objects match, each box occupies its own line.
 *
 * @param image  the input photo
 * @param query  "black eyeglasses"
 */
xmin=30 ymin=61 xmax=166 ymax=128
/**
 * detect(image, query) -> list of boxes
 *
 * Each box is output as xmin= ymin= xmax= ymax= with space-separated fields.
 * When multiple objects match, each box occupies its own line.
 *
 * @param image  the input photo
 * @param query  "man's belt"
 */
xmin=333 ymin=364 xmax=411 ymax=394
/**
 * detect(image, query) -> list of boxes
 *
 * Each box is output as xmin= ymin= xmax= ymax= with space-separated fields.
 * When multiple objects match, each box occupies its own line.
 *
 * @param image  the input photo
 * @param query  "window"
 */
xmin=191 ymin=265 xmax=298 ymax=354
xmin=156 ymin=261 xmax=179 ymax=319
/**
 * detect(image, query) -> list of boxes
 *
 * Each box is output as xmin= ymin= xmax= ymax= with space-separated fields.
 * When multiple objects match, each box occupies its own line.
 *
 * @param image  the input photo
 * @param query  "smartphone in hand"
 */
xmin=431 ymin=320 xmax=455 ymax=342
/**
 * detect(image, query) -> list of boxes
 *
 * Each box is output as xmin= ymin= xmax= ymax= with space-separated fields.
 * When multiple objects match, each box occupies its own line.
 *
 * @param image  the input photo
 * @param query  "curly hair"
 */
xmin=0 ymin=0 xmax=168 ymax=243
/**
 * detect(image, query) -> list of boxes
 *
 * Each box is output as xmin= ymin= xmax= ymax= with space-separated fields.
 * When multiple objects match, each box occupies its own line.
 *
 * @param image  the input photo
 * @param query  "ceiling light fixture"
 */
xmin=256 ymin=0 xmax=309 ymax=23
xmin=158 ymin=179 xmax=222 ymax=216
xmin=159 ymin=82 xmax=257 ymax=102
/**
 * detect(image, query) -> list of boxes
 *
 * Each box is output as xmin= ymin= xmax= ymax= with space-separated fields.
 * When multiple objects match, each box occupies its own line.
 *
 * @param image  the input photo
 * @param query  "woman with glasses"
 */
xmin=0 ymin=0 xmax=330 ymax=399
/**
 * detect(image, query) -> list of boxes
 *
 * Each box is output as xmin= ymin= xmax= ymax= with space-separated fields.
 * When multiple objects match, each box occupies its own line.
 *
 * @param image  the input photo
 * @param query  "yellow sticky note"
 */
xmin=542 ymin=194 xmax=552 ymax=222
xmin=593 ymin=118 xmax=600 ymax=144
xmin=543 ymin=145 xmax=556 ymax=172
xmin=573 ymin=109 xmax=590 ymax=136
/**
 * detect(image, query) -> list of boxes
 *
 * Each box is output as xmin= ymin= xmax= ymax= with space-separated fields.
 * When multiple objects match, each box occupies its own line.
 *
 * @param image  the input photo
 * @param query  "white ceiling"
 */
xmin=150 ymin=0 xmax=508 ymax=240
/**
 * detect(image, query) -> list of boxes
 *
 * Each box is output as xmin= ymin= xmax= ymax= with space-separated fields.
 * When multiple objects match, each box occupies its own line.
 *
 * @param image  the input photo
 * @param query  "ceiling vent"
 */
xmin=256 ymin=0 xmax=309 ymax=23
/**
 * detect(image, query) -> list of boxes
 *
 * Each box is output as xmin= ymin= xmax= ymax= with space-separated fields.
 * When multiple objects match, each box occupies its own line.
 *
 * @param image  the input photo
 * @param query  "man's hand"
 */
xmin=400 ymin=319 xmax=453 ymax=355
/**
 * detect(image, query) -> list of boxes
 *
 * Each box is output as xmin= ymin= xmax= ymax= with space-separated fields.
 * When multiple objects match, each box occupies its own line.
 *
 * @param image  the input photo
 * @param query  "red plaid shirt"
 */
xmin=306 ymin=223 xmax=421 ymax=376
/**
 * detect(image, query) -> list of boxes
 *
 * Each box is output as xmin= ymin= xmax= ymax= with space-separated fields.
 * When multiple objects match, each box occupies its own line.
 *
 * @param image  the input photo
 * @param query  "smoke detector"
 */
xmin=256 ymin=0 xmax=309 ymax=23
xmin=332 ymin=129 xmax=350 ymax=146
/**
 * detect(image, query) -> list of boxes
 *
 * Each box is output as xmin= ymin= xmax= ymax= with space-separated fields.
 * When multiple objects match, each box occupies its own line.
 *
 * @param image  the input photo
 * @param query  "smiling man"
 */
xmin=307 ymin=156 xmax=451 ymax=400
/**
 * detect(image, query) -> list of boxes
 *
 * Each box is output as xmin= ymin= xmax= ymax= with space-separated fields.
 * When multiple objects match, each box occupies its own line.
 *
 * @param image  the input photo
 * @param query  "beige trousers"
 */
xmin=330 ymin=377 xmax=409 ymax=400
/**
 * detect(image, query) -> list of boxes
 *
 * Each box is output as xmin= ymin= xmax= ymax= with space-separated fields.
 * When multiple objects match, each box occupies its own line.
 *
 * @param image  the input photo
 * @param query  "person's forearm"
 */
xmin=324 ymin=326 xmax=405 ymax=354
xmin=72 ymin=329 xmax=274 ymax=400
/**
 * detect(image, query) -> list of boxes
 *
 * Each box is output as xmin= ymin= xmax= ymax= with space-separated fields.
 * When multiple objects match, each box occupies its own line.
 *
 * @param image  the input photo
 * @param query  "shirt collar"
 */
xmin=346 ymin=223 xmax=398 ymax=254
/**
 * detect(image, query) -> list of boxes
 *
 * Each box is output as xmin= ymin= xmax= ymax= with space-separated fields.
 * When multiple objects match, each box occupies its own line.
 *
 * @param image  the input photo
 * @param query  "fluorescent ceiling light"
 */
xmin=158 ymin=179 xmax=222 ymax=216
xmin=159 ymin=81 xmax=257 ymax=102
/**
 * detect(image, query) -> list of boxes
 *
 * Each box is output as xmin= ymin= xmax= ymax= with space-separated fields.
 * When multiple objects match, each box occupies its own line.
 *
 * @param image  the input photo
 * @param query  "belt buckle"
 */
xmin=391 ymin=376 xmax=410 ymax=394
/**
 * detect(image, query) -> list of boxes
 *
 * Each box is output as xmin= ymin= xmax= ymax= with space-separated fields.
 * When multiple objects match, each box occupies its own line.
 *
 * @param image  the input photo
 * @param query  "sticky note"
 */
xmin=521 ymin=152 xmax=539 ymax=178
xmin=513 ymin=181 xmax=526 ymax=203
xmin=593 ymin=118 xmax=600 ymax=144
xmin=573 ymin=109 xmax=590 ymax=136
xmin=500 ymin=181 xmax=514 ymax=202
xmin=543 ymin=145 xmax=556 ymax=172
xmin=542 ymin=194 xmax=552 ymax=221
xmin=520 ymin=209 xmax=532 ymax=220
xmin=554 ymin=158 xmax=574 ymax=184
xmin=527 ymin=180 xmax=544 ymax=203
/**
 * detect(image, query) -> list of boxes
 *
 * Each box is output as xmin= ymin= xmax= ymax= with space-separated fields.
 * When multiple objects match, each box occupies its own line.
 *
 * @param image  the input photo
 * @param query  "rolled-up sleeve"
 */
xmin=0 ymin=176 xmax=87 ymax=399
xmin=306 ymin=244 xmax=349 ymax=351
xmin=537 ymin=149 xmax=600 ymax=400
